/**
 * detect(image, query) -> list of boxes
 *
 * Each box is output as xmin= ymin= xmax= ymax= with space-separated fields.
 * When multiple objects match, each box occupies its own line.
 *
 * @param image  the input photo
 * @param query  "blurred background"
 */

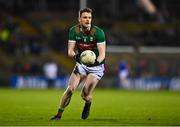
xmin=0 ymin=0 xmax=180 ymax=90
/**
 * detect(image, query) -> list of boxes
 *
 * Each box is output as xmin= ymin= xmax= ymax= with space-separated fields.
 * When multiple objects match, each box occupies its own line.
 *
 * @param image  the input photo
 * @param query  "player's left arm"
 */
xmin=97 ymin=43 xmax=106 ymax=63
xmin=96 ymin=29 xmax=106 ymax=63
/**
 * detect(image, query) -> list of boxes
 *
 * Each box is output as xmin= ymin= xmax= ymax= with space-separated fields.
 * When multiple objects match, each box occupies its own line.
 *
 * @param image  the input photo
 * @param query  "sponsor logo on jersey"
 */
xmin=76 ymin=36 xmax=81 ymax=40
xmin=77 ymin=43 xmax=96 ymax=50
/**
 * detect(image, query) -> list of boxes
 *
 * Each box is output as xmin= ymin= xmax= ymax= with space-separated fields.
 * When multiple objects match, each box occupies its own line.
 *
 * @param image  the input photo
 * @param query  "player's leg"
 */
xmin=51 ymin=70 xmax=82 ymax=120
xmin=81 ymin=74 xmax=99 ymax=119
xmin=81 ymin=64 xmax=105 ymax=119
xmin=60 ymin=73 xmax=83 ymax=107
xmin=81 ymin=74 xmax=99 ymax=102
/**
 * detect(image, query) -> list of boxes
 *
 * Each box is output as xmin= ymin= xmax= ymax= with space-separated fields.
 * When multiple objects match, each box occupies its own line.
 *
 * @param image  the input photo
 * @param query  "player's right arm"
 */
xmin=68 ymin=41 xmax=76 ymax=57
xmin=68 ymin=27 xmax=76 ymax=58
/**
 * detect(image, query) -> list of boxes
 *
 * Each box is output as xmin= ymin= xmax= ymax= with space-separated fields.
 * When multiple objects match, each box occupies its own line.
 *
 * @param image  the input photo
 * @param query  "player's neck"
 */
xmin=80 ymin=25 xmax=91 ymax=34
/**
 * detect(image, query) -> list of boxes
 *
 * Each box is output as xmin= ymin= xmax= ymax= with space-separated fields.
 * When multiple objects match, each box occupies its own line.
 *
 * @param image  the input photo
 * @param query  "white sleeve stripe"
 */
xmin=68 ymin=40 xmax=76 ymax=43
xmin=97 ymin=41 xmax=106 ymax=44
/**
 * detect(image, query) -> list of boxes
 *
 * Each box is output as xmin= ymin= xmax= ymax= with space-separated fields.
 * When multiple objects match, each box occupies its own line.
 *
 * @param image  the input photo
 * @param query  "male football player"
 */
xmin=51 ymin=7 xmax=106 ymax=120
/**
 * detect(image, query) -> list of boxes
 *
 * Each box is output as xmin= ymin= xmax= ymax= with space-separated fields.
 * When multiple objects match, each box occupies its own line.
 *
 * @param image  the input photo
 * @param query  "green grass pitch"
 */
xmin=0 ymin=88 xmax=180 ymax=126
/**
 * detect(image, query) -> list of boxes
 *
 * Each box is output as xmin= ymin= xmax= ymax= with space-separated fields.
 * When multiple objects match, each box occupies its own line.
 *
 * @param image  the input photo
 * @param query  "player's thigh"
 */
xmin=82 ymin=74 xmax=99 ymax=94
xmin=67 ymin=72 xmax=81 ymax=91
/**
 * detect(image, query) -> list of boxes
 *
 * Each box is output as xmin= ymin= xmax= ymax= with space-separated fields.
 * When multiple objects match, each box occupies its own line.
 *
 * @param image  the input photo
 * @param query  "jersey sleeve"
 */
xmin=96 ymin=29 xmax=106 ymax=44
xmin=68 ymin=27 xmax=76 ymax=42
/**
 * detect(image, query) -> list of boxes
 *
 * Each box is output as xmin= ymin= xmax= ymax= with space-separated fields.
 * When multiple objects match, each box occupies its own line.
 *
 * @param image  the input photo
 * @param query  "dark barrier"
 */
xmin=121 ymin=77 xmax=180 ymax=90
xmin=10 ymin=75 xmax=69 ymax=89
xmin=10 ymin=75 xmax=180 ymax=90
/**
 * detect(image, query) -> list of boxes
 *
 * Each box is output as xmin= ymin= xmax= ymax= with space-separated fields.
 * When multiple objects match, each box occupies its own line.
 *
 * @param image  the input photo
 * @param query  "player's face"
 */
xmin=79 ymin=12 xmax=92 ymax=29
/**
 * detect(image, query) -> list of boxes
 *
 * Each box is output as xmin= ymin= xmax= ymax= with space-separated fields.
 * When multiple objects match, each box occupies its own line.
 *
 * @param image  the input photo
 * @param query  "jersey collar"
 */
xmin=79 ymin=24 xmax=92 ymax=35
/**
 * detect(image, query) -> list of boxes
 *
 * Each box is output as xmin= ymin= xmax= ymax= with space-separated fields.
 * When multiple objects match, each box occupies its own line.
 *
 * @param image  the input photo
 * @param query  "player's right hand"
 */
xmin=73 ymin=54 xmax=81 ymax=64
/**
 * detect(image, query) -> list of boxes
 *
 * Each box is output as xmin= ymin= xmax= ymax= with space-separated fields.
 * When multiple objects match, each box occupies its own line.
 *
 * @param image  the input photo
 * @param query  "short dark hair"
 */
xmin=79 ymin=8 xmax=92 ymax=17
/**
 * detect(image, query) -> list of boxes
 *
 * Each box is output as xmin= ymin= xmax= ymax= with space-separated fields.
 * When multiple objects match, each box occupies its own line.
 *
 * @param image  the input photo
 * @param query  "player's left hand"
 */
xmin=94 ymin=59 xmax=100 ymax=65
xmin=87 ymin=59 xmax=100 ymax=67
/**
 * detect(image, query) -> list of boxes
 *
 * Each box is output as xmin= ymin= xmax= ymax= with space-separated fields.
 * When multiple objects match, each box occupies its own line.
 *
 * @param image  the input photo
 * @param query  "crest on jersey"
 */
xmin=83 ymin=36 xmax=87 ymax=42
xmin=90 ymin=36 xmax=93 ymax=42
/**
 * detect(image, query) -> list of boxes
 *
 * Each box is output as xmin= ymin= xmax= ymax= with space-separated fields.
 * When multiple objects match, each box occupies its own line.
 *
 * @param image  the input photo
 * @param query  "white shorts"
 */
xmin=75 ymin=63 xmax=105 ymax=80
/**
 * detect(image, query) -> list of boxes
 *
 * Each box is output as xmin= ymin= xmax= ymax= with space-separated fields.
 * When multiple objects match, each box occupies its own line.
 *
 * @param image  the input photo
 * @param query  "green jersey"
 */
xmin=68 ymin=24 xmax=106 ymax=64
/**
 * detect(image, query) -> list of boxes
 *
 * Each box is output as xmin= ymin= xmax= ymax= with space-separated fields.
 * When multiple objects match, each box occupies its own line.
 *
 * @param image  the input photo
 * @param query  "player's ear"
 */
xmin=78 ymin=16 xmax=81 ymax=23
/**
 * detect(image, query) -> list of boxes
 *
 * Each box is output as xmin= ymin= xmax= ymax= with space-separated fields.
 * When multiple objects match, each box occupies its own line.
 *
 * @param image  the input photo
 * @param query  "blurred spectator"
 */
xmin=137 ymin=0 xmax=157 ymax=15
xmin=118 ymin=60 xmax=129 ymax=88
xmin=12 ymin=61 xmax=23 ymax=74
xmin=0 ymin=26 xmax=10 ymax=51
xmin=30 ymin=61 xmax=42 ymax=75
xmin=158 ymin=61 xmax=168 ymax=77
xmin=43 ymin=59 xmax=58 ymax=88
xmin=136 ymin=0 xmax=165 ymax=23
xmin=135 ymin=59 xmax=148 ymax=77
